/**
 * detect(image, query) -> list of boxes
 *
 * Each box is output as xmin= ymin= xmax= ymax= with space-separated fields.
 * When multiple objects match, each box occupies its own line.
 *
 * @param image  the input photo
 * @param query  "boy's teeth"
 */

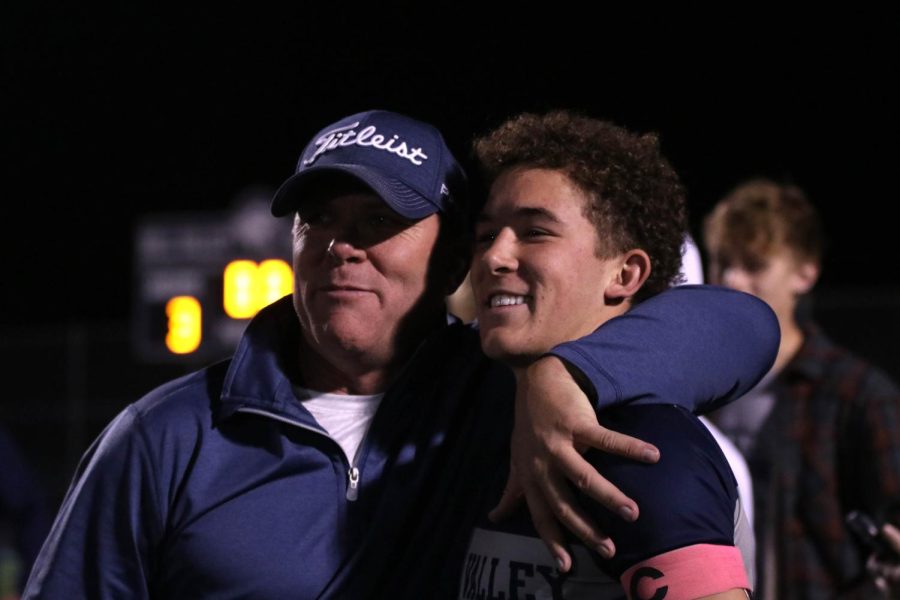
xmin=490 ymin=294 xmax=528 ymax=308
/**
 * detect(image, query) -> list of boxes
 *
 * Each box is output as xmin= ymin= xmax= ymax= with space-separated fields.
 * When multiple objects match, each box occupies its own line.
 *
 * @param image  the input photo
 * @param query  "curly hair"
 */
xmin=473 ymin=110 xmax=688 ymax=299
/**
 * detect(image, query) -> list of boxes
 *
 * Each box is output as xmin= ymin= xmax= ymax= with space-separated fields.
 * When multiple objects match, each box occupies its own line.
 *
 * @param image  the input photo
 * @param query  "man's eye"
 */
xmin=523 ymin=228 xmax=549 ymax=239
xmin=297 ymin=210 xmax=332 ymax=226
xmin=368 ymin=215 xmax=394 ymax=227
xmin=368 ymin=211 xmax=414 ymax=229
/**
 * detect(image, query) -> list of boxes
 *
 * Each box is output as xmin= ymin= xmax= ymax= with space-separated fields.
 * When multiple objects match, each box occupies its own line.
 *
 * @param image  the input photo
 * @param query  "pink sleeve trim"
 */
xmin=620 ymin=543 xmax=750 ymax=600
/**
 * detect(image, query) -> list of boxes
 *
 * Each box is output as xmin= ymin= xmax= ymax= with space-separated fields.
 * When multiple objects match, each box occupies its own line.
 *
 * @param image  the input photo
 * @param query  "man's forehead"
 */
xmin=299 ymin=177 xmax=401 ymax=214
xmin=300 ymin=174 xmax=374 ymax=201
xmin=300 ymin=191 xmax=415 ymax=219
xmin=305 ymin=189 xmax=381 ymax=206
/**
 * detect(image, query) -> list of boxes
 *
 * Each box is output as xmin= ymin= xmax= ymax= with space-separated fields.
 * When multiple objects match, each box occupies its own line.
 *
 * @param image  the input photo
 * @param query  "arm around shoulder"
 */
xmin=549 ymin=284 xmax=780 ymax=414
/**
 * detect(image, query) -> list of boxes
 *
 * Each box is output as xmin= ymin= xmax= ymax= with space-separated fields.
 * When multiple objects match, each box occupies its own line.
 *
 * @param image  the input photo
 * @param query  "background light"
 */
xmin=165 ymin=296 xmax=202 ymax=354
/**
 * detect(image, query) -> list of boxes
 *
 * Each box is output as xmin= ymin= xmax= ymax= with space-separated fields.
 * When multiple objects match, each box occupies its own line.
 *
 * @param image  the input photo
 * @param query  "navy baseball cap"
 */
xmin=271 ymin=110 xmax=466 ymax=219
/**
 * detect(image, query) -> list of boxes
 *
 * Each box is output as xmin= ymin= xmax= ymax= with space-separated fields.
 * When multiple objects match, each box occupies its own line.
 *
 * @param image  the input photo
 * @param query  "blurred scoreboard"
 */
xmin=133 ymin=199 xmax=294 ymax=363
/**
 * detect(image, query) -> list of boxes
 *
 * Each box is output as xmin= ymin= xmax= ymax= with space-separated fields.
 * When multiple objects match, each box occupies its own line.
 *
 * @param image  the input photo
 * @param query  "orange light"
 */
xmin=224 ymin=260 xmax=261 ymax=319
xmin=165 ymin=296 xmax=202 ymax=354
xmin=258 ymin=259 xmax=293 ymax=306
xmin=223 ymin=259 xmax=294 ymax=319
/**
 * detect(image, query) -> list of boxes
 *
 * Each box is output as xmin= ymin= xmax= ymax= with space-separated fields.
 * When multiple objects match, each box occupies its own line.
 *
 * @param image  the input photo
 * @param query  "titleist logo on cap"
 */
xmin=303 ymin=122 xmax=430 ymax=167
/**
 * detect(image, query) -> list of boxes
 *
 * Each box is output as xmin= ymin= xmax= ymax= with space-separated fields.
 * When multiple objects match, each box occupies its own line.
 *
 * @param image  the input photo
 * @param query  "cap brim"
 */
xmin=270 ymin=164 xmax=439 ymax=219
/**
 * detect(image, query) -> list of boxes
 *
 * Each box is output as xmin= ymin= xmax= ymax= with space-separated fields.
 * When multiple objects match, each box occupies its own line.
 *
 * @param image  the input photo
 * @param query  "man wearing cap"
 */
xmin=23 ymin=110 xmax=778 ymax=599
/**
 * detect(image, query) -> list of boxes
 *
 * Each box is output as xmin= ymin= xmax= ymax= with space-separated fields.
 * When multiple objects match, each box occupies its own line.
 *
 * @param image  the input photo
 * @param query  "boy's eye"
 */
xmin=715 ymin=253 xmax=767 ymax=274
xmin=742 ymin=256 xmax=768 ymax=273
xmin=474 ymin=230 xmax=497 ymax=244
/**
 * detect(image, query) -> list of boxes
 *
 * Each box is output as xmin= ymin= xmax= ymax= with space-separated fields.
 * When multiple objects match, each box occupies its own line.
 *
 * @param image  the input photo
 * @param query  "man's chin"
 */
xmin=305 ymin=320 xmax=383 ymax=355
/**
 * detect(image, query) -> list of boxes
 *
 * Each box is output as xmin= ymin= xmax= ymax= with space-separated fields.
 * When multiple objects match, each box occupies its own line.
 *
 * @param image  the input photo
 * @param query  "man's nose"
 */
xmin=481 ymin=229 xmax=518 ymax=275
xmin=327 ymin=238 xmax=366 ymax=264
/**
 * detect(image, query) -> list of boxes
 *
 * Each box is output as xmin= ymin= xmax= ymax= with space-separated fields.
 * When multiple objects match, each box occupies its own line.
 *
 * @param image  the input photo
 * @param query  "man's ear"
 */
xmin=792 ymin=260 xmax=820 ymax=295
xmin=446 ymin=256 xmax=470 ymax=296
xmin=604 ymin=249 xmax=651 ymax=302
xmin=446 ymin=272 xmax=478 ymax=323
xmin=433 ymin=235 xmax=471 ymax=298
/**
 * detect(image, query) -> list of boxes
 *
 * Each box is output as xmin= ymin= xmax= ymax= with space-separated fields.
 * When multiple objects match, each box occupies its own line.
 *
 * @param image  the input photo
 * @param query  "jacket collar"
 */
xmin=217 ymin=296 xmax=314 ymax=424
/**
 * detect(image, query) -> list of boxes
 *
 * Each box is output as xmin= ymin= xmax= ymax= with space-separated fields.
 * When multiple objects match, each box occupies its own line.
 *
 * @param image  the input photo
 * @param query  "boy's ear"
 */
xmin=604 ymin=249 xmax=652 ymax=302
xmin=792 ymin=260 xmax=820 ymax=295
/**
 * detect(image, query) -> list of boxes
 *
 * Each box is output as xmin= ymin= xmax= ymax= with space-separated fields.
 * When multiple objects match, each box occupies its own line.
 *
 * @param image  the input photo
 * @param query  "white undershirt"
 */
xmin=293 ymin=386 xmax=384 ymax=466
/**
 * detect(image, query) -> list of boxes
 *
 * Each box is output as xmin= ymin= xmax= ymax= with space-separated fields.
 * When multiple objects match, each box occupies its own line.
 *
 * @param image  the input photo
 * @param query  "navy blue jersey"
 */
xmin=461 ymin=405 xmax=751 ymax=600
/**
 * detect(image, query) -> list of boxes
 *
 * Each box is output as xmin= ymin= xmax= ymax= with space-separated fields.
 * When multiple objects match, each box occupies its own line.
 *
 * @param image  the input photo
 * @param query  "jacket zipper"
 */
xmin=346 ymin=467 xmax=360 ymax=501
xmin=235 ymin=407 xmax=362 ymax=502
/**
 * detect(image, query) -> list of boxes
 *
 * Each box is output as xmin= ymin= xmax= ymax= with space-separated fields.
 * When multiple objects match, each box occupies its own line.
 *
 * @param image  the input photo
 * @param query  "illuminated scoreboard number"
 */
xmin=134 ymin=204 xmax=295 ymax=363
xmin=165 ymin=296 xmax=202 ymax=354
xmin=223 ymin=259 xmax=294 ymax=319
xmin=158 ymin=259 xmax=293 ymax=356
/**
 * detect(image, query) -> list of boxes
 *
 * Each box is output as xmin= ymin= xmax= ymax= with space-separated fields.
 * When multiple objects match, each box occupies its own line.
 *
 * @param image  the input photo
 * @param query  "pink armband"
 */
xmin=620 ymin=543 xmax=749 ymax=600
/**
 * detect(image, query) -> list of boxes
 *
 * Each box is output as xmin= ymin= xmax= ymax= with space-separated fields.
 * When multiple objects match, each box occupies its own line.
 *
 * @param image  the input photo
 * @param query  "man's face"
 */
xmin=292 ymin=190 xmax=444 ymax=371
xmin=707 ymin=247 xmax=813 ymax=324
xmin=471 ymin=168 xmax=625 ymax=367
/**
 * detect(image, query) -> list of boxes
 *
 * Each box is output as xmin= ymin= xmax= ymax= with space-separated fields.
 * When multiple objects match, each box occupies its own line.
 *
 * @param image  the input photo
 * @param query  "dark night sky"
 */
xmin=3 ymin=6 xmax=899 ymax=329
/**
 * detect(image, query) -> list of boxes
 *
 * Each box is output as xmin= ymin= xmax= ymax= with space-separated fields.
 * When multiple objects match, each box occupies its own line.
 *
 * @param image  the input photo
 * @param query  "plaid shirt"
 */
xmin=741 ymin=322 xmax=900 ymax=599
